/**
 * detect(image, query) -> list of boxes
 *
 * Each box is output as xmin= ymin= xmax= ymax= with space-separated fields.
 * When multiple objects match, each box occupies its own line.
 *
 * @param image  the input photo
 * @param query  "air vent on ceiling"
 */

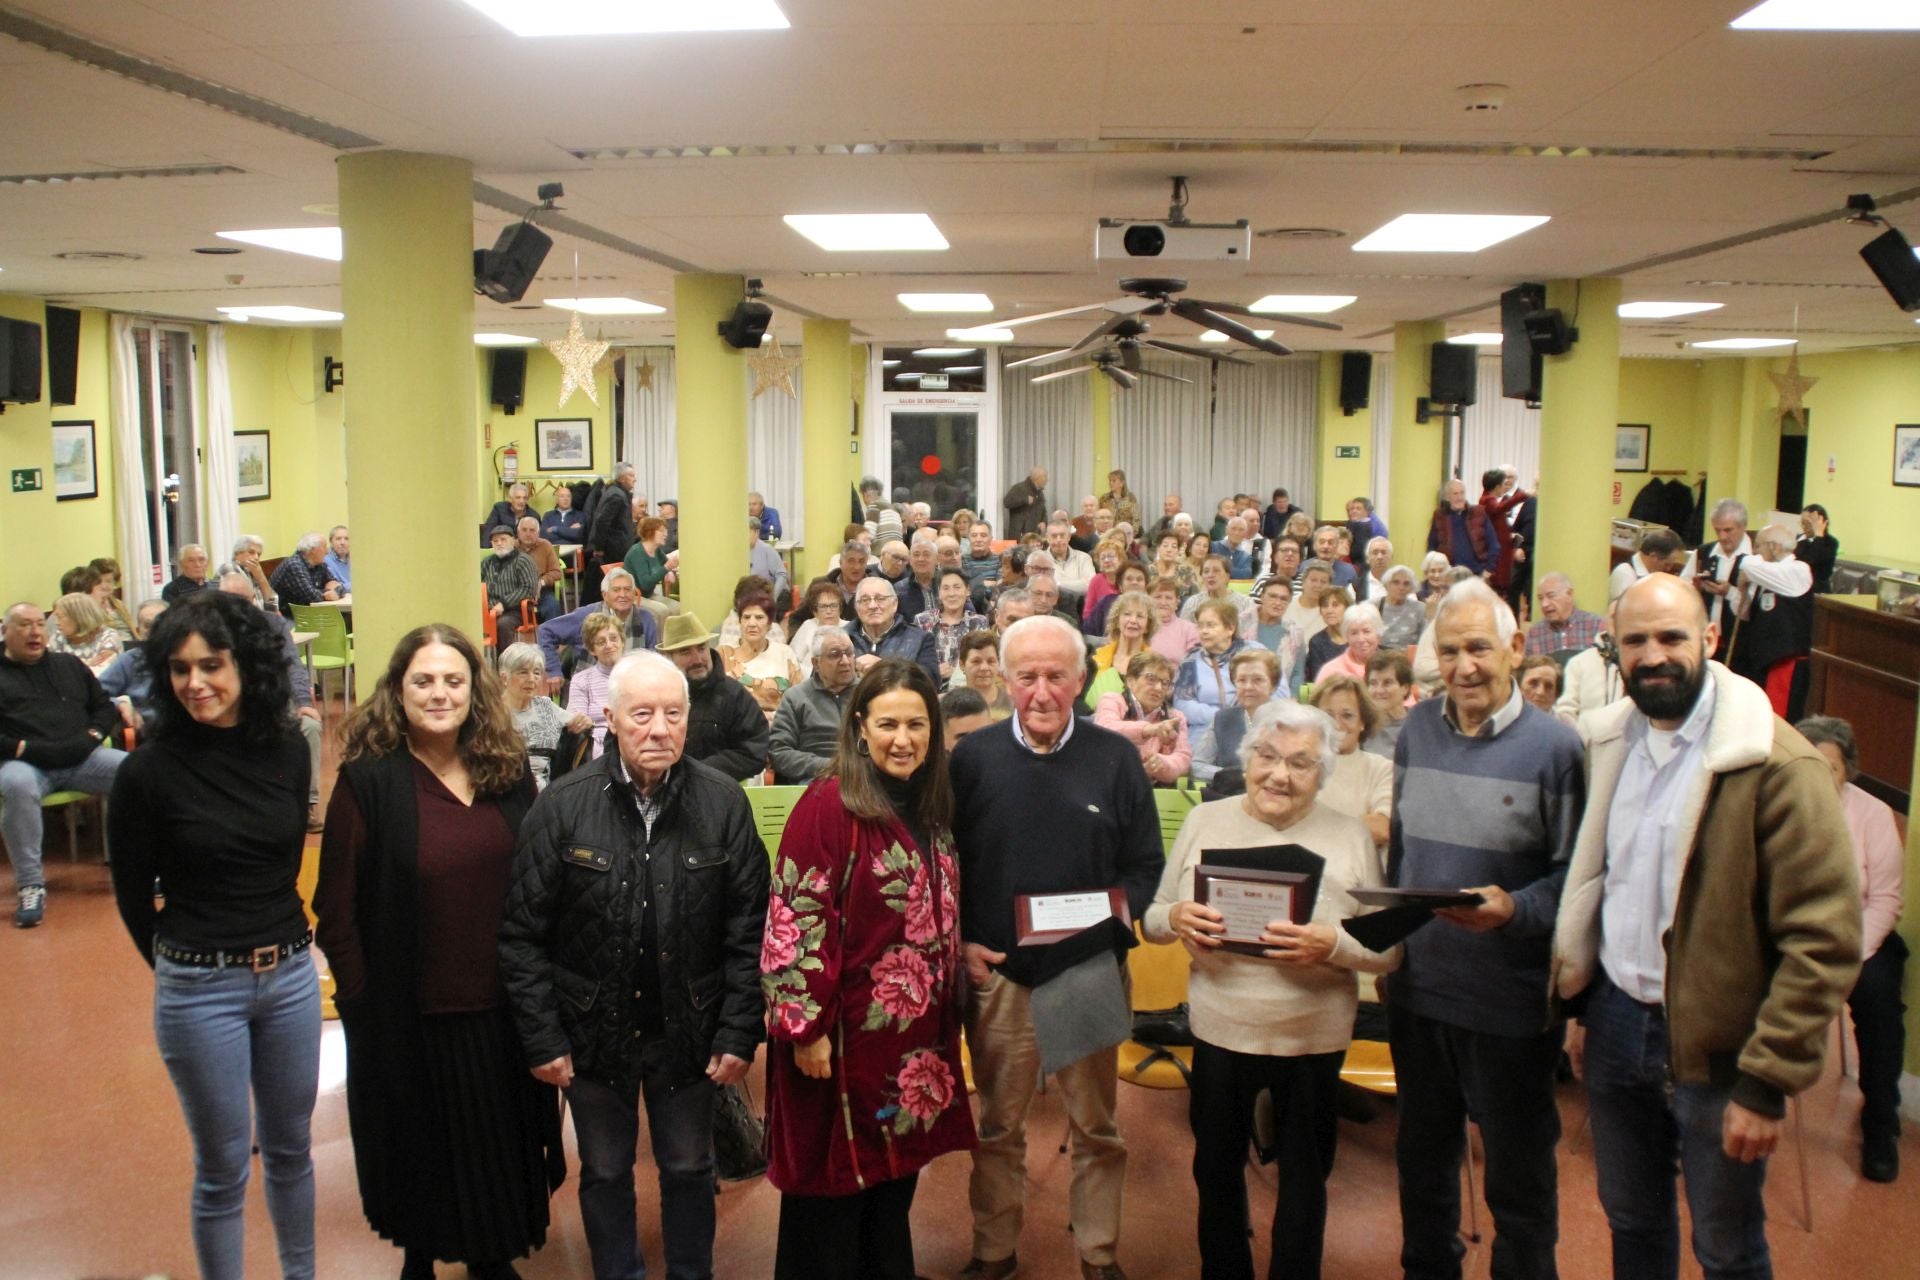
xmin=0 ymin=163 xmax=245 ymax=186
xmin=1257 ymin=227 xmax=1346 ymax=240
xmin=567 ymin=138 xmax=1832 ymax=163
xmin=1681 ymin=280 xmax=1881 ymax=291
xmin=56 ymin=250 xmax=145 ymax=262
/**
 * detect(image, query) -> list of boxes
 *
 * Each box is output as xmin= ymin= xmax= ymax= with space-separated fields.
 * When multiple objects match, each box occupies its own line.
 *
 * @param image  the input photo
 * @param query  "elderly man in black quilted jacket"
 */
xmin=501 ymin=649 xmax=769 ymax=1280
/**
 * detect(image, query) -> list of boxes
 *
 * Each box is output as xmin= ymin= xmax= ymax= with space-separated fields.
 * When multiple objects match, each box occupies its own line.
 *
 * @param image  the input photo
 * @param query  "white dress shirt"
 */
xmin=1734 ymin=554 xmax=1812 ymax=618
xmin=1680 ymin=536 xmax=1752 ymax=633
xmin=1599 ymin=677 xmax=1717 ymax=1003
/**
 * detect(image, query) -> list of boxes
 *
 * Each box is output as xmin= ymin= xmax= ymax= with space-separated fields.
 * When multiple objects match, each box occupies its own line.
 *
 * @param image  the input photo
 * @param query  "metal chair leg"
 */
xmin=65 ymin=803 xmax=79 ymax=861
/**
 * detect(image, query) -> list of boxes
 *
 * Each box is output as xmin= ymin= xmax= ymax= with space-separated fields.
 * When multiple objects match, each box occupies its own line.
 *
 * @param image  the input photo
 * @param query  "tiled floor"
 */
xmin=4 ymin=769 xmax=1915 ymax=1278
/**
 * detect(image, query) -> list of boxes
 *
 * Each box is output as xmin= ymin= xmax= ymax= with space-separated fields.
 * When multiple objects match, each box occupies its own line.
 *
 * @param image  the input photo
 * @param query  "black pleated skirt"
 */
xmin=397 ymin=1007 xmax=556 ymax=1264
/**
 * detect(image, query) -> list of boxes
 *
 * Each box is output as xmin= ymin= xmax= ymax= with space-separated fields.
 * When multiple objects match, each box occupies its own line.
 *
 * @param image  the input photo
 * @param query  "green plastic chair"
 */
xmin=290 ymin=603 xmax=355 ymax=708
xmin=37 ymin=791 xmax=102 ymax=863
xmin=1152 ymin=781 xmax=1200 ymax=854
xmin=744 ymin=784 xmax=807 ymax=860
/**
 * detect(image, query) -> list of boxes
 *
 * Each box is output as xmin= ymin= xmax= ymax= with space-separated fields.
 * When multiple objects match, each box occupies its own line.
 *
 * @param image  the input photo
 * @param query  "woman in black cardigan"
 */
xmin=315 ymin=624 xmax=562 ymax=1280
xmin=109 ymin=590 xmax=320 ymax=1280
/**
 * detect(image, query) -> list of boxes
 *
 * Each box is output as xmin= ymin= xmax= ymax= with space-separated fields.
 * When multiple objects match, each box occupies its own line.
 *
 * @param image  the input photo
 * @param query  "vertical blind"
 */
xmin=997 ymin=349 xmax=1092 ymax=522
xmin=1460 ymin=353 xmax=1541 ymax=492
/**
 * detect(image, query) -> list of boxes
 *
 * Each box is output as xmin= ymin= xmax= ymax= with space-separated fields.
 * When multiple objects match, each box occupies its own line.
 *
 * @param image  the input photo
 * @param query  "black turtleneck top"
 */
xmin=108 ymin=718 xmax=310 ymax=965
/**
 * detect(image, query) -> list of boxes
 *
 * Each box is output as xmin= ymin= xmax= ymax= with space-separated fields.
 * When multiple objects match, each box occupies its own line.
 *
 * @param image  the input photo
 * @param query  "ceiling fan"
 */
xmin=1028 ymin=347 xmax=1192 ymax=390
xmin=1010 ymin=315 xmax=1249 ymax=376
xmin=990 ymin=275 xmax=1344 ymax=367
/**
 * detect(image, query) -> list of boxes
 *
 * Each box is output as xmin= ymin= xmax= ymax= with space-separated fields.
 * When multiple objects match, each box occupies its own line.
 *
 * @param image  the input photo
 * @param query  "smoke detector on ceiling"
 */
xmin=1455 ymin=83 xmax=1510 ymax=113
xmin=56 ymin=250 xmax=144 ymax=262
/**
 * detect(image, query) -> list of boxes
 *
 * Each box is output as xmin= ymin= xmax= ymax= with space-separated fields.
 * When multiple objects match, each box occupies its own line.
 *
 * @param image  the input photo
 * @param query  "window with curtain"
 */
xmin=747 ymin=363 xmax=805 ymax=539
xmin=621 ymin=346 xmax=677 ymax=499
xmin=1460 ymin=353 xmax=1540 ymax=492
xmin=1370 ymin=355 xmax=1395 ymax=529
xmin=998 ymin=348 xmax=1092 ymax=523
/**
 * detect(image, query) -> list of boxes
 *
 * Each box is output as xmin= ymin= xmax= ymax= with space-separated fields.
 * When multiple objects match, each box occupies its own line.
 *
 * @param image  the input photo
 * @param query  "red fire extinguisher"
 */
xmin=499 ymin=442 xmax=519 ymax=484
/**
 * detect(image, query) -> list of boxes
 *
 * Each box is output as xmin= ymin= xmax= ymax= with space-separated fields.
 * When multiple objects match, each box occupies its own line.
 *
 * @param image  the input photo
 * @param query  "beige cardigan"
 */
xmin=1144 ymin=799 xmax=1399 ymax=1057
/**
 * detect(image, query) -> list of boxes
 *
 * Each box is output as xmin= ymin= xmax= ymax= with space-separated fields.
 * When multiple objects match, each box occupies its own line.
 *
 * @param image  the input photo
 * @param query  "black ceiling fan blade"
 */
xmin=1172 ymin=301 xmax=1293 ymax=356
xmin=1119 ymin=342 xmax=1143 ymax=373
xmin=1144 ymin=339 xmax=1251 ymax=365
xmin=1067 ymin=310 xmax=1141 ymax=355
xmin=1182 ymin=297 xmax=1344 ymax=332
xmin=1028 ymin=363 xmax=1097 ymax=385
xmin=1101 ymin=364 xmax=1138 ymax=390
xmin=1139 ymin=368 xmax=1194 ymax=385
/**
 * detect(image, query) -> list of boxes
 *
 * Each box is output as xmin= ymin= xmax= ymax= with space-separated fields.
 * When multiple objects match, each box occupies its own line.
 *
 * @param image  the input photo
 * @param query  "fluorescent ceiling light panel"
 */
xmin=1352 ymin=213 xmax=1549 ymax=253
xmin=1731 ymin=1 xmax=1920 ymax=29
xmin=894 ymin=372 xmax=923 ymax=380
xmin=783 ymin=214 xmax=949 ymax=252
xmin=215 ymin=227 xmax=342 ymax=261
xmin=543 ymin=296 xmax=665 ymax=315
xmin=216 ymin=305 xmax=343 ymax=323
xmin=474 ymin=333 xmax=538 ymax=346
xmin=459 ymin=0 xmax=790 ymax=37
xmin=912 ymin=347 xmax=976 ymax=357
xmin=1448 ymin=332 xmax=1504 ymax=345
xmin=1249 ymin=294 xmax=1356 ymax=314
xmin=947 ymin=326 xmax=1014 ymax=343
xmin=945 ymin=366 xmax=983 ymax=373
xmin=1689 ymin=337 xmax=1797 ymax=349
xmin=881 ymin=359 xmax=902 ymax=367
xmin=1618 ymin=301 xmax=1724 ymax=319
xmin=899 ymin=293 xmax=991 ymax=313
xmin=1200 ymin=329 xmax=1273 ymax=343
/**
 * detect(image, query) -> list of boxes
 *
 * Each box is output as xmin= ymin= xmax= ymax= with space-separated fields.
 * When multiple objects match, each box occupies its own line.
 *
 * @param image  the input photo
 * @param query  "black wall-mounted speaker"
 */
xmin=474 ymin=221 xmax=553 ymax=305
xmin=1523 ymin=307 xmax=1578 ymax=356
xmin=44 ymin=306 xmax=80 ymax=406
xmin=490 ymin=348 xmax=527 ymax=415
xmin=0 ymin=316 xmax=43 ymax=409
xmin=1429 ymin=342 xmax=1476 ymax=406
xmin=717 ymin=299 xmax=774 ymax=349
xmin=1499 ymin=284 xmax=1544 ymax=403
xmin=1861 ymin=226 xmax=1920 ymax=312
xmin=1338 ymin=351 xmax=1372 ymax=415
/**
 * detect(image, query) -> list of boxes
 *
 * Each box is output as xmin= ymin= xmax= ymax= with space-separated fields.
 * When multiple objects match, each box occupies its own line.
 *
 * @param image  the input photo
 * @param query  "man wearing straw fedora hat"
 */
xmin=655 ymin=612 xmax=769 ymax=782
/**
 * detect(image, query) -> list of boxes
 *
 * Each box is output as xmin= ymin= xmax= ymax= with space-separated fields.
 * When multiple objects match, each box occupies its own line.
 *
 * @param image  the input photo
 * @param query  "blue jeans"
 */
xmin=566 ymin=1043 xmax=717 ymax=1280
xmin=0 ymin=748 xmax=126 ymax=887
xmin=1582 ymin=975 xmax=1772 ymax=1280
xmin=154 ymin=948 xmax=321 ymax=1280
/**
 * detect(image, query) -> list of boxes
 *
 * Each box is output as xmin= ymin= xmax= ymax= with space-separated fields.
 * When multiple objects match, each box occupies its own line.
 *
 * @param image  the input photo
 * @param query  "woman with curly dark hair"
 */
xmin=107 ymin=590 xmax=320 ymax=1280
xmin=314 ymin=625 xmax=562 ymax=1280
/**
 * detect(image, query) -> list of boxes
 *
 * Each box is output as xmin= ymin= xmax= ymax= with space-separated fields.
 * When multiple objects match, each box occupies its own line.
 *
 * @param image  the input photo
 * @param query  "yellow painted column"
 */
xmin=338 ymin=151 xmax=477 ymax=676
xmin=1388 ymin=321 xmax=1445 ymax=556
xmin=1316 ymin=351 xmax=1371 ymax=521
xmin=1535 ymin=277 xmax=1621 ymax=613
xmin=1090 ymin=373 xmax=1113 ymax=488
xmin=801 ymin=318 xmax=852 ymax=585
xmin=674 ymin=274 xmax=748 ymax=625
xmin=1907 ymin=729 xmax=1920 ymax=1077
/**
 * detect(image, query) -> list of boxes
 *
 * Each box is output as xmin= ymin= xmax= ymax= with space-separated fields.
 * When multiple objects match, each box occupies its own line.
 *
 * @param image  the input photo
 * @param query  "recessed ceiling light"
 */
xmin=1448 ymin=332 xmax=1504 ymax=345
xmin=945 ymin=366 xmax=983 ymax=373
xmin=1731 ymin=1 xmax=1920 ymax=30
xmin=1619 ymin=301 xmax=1724 ymax=319
xmin=474 ymin=333 xmax=538 ymax=346
xmin=894 ymin=372 xmax=923 ymax=380
xmin=1352 ymin=214 xmax=1550 ymax=253
xmin=899 ymin=293 xmax=993 ymax=313
xmin=216 ymin=227 xmax=342 ymax=261
xmin=1199 ymin=329 xmax=1273 ymax=343
xmin=1249 ymin=294 xmax=1356 ymax=314
xmin=216 ymin=305 xmax=343 ymax=323
xmin=881 ymin=359 xmax=902 ymax=367
xmin=458 ymin=0 xmax=790 ymax=36
xmin=543 ymin=296 xmax=665 ymax=315
xmin=1689 ymin=337 xmax=1797 ymax=349
xmin=192 ymin=246 xmax=244 ymax=256
xmin=912 ymin=347 xmax=977 ymax=357
xmin=784 ymin=214 xmax=949 ymax=252
xmin=947 ymin=326 xmax=1014 ymax=343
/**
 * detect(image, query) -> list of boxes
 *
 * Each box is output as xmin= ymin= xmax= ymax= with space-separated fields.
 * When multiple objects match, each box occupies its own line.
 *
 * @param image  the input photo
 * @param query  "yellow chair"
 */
xmin=290 ymin=602 xmax=355 ymax=707
xmin=745 ymin=784 xmax=808 ymax=858
xmin=1118 ymin=927 xmax=1194 ymax=1089
xmin=1338 ymin=1038 xmax=1397 ymax=1096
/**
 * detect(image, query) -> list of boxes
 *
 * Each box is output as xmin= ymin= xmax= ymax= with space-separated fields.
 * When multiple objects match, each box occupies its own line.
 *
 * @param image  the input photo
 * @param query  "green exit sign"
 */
xmin=10 ymin=468 xmax=43 ymax=493
xmin=1334 ymin=445 xmax=1362 ymax=460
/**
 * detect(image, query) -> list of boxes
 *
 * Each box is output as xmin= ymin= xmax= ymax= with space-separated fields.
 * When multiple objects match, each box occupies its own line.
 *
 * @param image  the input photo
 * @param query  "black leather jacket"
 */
xmin=499 ymin=751 xmax=770 ymax=1091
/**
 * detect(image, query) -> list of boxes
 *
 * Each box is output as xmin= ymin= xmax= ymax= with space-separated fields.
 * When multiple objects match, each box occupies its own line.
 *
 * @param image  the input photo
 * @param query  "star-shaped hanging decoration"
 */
xmin=748 ymin=336 xmax=801 ymax=401
xmin=633 ymin=351 xmax=656 ymax=391
xmin=1768 ymin=350 xmax=1818 ymax=430
xmin=546 ymin=310 xmax=611 ymax=409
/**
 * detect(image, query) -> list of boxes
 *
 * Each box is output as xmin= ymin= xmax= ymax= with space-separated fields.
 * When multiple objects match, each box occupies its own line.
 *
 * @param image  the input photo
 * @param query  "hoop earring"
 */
xmin=856 ymin=737 xmax=871 ymax=757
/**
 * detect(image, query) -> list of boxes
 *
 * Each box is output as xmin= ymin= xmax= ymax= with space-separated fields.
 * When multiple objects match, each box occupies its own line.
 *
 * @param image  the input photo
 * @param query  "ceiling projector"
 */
xmin=1095 ymin=217 xmax=1250 ymax=262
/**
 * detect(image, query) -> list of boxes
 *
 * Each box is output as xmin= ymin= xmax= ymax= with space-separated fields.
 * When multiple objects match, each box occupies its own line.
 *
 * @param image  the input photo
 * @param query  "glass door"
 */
xmin=871 ymin=344 xmax=999 ymax=523
xmin=130 ymin=323 xmax=201 ymax=578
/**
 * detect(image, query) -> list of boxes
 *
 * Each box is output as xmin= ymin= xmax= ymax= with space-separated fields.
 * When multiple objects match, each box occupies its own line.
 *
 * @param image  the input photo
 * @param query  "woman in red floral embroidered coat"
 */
xmin=761 ymin=658 xmax=977 ymax=1280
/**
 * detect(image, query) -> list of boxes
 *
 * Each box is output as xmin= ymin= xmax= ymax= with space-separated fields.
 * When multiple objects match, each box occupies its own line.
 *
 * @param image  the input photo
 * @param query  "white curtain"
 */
xmin=998 ymin=349 xmax=1092 ymax=522
xmin=1370 ymin=355 xmax=1395 ymax=530
xmin=1112 ymin=355 xmax=1316 ymax=525
xmin=747 ymin=363 xmax=805 ymax=539
xmin=107 ymin=314 xmax=156 ymax=603
xmin=201 ymin=324 xmax=239 ymax=566
xmin=1461 ymin=353 xmax=1541 ymax=491
xmin=621 ymin=347 xmax=677 ymax=499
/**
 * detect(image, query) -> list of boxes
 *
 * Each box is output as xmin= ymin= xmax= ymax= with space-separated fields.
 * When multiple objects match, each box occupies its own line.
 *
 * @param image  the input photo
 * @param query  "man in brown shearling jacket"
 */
xmin=1552 ymin=574 xmax=1859 ymax=1280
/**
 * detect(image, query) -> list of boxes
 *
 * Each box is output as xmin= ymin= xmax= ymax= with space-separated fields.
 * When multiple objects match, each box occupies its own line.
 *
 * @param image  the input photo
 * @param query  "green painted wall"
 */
xmin=1613 ymin=358 xmax=1709 ymax=513
xmin=475 ymin=343 xmax=614 ymax=516
xmin=1316 ymin=350 xmax=1372 ymax=524
xmin=1788 ymin=346 xmax=1920 ymax=565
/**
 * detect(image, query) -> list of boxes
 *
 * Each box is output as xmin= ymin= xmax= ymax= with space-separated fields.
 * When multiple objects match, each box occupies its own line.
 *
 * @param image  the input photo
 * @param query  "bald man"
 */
xmin=1553 ymin=575 xmax=1859 ymax=1279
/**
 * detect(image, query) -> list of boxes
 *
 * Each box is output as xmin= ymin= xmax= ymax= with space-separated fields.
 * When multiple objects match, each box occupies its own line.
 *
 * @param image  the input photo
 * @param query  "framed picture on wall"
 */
xmin=51 ymin=420 xmax=97 ymax=501
xmin=1614 ymin=423 xmax=1651 ymax=473
xmin=235 ymin=431 xmax=271 ymax=502
xmin=1896 ymin=424 xmax=1920 ymax=488
xmin=535 ymin=417 xmax=594 ymax=471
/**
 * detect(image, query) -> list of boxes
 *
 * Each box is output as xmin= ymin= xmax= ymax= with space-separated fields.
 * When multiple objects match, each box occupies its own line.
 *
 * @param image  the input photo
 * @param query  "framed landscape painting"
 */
xmin=52 ymin=420 xmax=97 ymax=500
xmin=536 ymin=417 xmax=594 ymax=471
xmin=1896 ymin=424 xmax=1920 ymax=488
xmin=1614 ymin=423 xmax=1650 ymax=473
xmin=236 ymin=430 xmax=271 ymax=502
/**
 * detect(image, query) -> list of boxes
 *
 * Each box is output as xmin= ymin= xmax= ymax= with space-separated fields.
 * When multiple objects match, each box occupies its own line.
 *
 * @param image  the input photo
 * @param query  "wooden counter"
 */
xmin=1808 ymin=595 xmax=1918 ymax=813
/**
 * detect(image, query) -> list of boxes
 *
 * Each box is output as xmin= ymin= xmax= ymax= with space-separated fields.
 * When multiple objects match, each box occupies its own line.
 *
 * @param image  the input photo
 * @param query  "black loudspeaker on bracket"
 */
xmin=323 ymin=356 xmax=344 ymax=393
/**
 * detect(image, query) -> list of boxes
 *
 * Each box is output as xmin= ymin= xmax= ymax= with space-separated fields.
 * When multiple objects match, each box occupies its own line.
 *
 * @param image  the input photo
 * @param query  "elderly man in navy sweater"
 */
xmin=951 ymin=615 xmax=1164 ymax=1280
xmin=1387 ymin=578 xmax=1586 ymax=1280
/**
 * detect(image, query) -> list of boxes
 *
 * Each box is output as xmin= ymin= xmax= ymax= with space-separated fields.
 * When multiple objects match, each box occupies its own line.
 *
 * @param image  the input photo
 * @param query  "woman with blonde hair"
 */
xmin=50 ymin=591 xmax=122 ymax=671
xmin=316 ymin=625 xmax=560 ymax=1280
xmin=566 ymin=610 xmax=629 ymax=757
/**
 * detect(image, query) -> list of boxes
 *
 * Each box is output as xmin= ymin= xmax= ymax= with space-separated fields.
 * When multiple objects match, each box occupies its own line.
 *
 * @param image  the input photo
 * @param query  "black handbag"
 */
xmin=1130 ymin=1003 xmax=1193 ymax=1048
xmin=711 ymin=1080 xmax=769 ymax=1182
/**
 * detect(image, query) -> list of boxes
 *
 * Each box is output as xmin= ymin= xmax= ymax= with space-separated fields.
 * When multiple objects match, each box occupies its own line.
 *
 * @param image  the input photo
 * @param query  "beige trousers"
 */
xmin=963 ymin=970 xmax=1127 ymax=1266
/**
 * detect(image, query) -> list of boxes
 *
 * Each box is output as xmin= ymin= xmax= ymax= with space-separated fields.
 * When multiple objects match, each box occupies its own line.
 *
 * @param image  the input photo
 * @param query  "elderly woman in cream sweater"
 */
xmin=1144 ymin=699 xmax=1400 ymax=1280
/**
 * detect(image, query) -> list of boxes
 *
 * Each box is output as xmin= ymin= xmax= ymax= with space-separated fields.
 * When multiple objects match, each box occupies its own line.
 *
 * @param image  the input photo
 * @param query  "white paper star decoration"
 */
xmin=547 ymin=310 xmax=611 ymax=409
xmin=748 ymin=336 xmax=801 ymax=401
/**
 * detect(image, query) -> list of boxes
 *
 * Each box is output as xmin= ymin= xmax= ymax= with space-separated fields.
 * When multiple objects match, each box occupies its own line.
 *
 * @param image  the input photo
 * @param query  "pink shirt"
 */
xmin=1842 ymin=782 xmax=1904 ymax=959
xmin=1151 ymin=616 xmax=1199 ymax=664
xmin=1315 ymin=649 xmax=1370 ymax=684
